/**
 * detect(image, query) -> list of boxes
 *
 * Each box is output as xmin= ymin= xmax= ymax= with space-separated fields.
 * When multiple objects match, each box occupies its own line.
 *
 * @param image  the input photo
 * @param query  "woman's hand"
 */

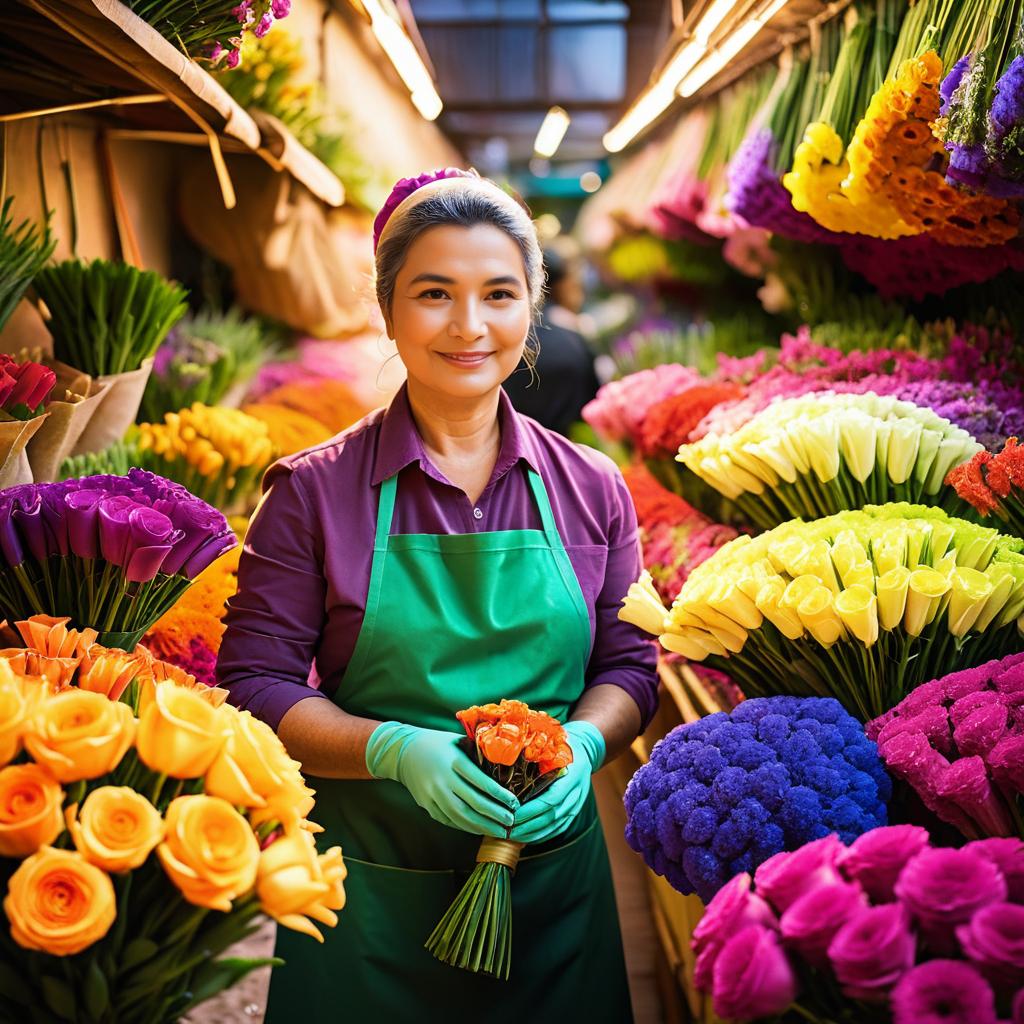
xmin=509 ymin=720 xmax=606 ymax=845
xmin=366 ymin=723 xmax=519 ymax=837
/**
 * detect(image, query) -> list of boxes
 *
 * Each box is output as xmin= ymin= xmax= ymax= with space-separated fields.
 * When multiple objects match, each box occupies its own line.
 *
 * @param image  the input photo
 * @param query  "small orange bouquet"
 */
xmin=425 ymin=699 xmax=571 ymax=980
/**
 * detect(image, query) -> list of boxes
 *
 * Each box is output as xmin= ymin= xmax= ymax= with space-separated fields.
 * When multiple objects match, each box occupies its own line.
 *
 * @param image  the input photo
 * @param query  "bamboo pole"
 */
xmin=0 ymin=94 xmax=166 ymax=123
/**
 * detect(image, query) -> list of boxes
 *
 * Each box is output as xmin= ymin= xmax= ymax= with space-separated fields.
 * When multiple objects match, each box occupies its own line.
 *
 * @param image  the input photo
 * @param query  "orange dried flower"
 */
xmin=0 ymin=650 xmax=78 ymax=690
xmin=77 ymin=645 xmax=152 ymax=703
xmin=259 ymin=379 xmax=369 ymax=434
xmin=13 ymin=616 xmax=97 ymax=660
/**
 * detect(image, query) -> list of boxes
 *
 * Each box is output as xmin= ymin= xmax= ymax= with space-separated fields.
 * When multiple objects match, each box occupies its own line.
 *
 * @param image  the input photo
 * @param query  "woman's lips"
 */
xmin=438 ymin=351 xmax=493 ymax=368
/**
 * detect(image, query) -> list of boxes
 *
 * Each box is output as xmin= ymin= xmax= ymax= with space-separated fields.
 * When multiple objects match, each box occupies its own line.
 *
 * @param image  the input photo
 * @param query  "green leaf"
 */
xmin=0 ymin=959 xmax=29 ymax=1005
xmin=115 ymin=938 xmax=158 ymax=974
xmin=181 ymin=957 xmax=282 ymax=1012
xmin=83 ymin=960 xmax=109 ymax=1021
xmin=40 ymin=975 xmax=76 ymax=1021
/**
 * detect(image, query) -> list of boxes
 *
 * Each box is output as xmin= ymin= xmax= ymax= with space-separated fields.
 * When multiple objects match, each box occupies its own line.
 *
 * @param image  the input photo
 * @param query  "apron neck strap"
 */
xmin=375 ymin=466 xmax=561 ymax=547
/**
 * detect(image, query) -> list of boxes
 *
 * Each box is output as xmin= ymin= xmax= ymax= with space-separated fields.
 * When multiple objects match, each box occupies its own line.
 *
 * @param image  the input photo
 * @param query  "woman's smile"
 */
xmin=436 ymin=350 xmax=495 ymax=368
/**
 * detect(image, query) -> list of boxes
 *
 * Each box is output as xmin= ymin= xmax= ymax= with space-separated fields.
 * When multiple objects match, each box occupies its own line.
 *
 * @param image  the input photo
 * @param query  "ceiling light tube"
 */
xmin=534 ymin=106 xmax=571 ymax=158
xmin=361 ymin=0 xmax=444 ymax=121
xmin=602 ymin=0 xmax=744 ymax=152
xmin=678 ymin=0 xmax=789 ymax=97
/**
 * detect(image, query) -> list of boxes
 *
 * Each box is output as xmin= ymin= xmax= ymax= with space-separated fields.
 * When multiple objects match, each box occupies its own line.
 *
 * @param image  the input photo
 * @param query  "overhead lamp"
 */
xmin=361 ymin=0 xmax=443 ymax=121
xmin=534 ymin=106 xmax=571 ymax=158
xmin=602 ymin=0 xmax=743 ymax=152
xmin=679 ymin=0 xmax=790 ymax=97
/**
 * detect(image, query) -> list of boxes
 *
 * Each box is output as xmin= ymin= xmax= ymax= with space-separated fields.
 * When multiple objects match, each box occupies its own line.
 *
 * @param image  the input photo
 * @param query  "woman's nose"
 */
xmin=448 ymin=300 xmax=486 ymax=340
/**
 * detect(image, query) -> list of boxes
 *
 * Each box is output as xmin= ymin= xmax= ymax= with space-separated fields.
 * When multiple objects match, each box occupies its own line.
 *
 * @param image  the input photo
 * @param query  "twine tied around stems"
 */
xmin=476 ymin=838 xmax=524 ymax=872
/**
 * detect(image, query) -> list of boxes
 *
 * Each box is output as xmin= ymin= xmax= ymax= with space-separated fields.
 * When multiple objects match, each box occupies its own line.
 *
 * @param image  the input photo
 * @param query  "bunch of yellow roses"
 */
xmin=620 ymin=503 xmax=1024 ymax=720
xmin=0 ymin=616 xmax=344 ymax=1024
xmin=134 ymin=403 xmax=276 ymax=514
xmin=677 ymin=392 xmax=981 ymax=530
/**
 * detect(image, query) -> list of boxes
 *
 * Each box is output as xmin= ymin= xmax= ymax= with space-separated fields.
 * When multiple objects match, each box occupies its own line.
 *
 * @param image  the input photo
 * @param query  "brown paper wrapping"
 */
xmin=0 ymin=417 xmax=49 ymax=488
xmin=71 ymin=357 xmax=154 ymax=456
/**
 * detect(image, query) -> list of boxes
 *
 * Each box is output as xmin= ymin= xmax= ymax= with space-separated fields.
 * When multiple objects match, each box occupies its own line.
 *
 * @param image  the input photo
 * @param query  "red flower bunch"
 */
xmin=947 ymin=438 xmax=1024 ymax=539
xmin=622 ymin=462 xmax=696 ymax=529
xmin=638 ymin=382 xmax=745 ymax=458
xmin=0 ymin=356 xmax=55 ymax=419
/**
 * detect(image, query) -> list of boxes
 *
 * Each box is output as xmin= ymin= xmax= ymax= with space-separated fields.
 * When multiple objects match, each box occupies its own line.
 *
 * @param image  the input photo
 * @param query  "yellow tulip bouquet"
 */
xmin=620 ymin=503 xmax=1024 ymax=721
xmin=134 ymin=403 xmax=276 ymax=514
xmin=0 ymin=616 xmax=345 ymax=1024
xmin=677 ymin=392 xmax=982 ymax=531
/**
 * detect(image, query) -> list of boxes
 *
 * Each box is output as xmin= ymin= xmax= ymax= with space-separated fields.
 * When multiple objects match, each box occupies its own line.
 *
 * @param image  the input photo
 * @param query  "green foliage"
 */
xmin=0 ymin=199 xmax=55 ymax=333
xmin=33 ymin=259 xmax=188 ymax=378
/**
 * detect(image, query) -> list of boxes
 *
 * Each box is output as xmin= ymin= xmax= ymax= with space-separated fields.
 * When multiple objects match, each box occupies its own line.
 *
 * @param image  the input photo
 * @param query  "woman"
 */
xmin=217 ymin=168 xmax=659 ymax=1021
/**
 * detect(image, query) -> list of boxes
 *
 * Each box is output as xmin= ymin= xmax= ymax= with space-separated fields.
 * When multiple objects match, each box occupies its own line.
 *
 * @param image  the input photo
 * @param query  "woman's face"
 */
xmin=386 ymin=224 xmax=532 ymax=402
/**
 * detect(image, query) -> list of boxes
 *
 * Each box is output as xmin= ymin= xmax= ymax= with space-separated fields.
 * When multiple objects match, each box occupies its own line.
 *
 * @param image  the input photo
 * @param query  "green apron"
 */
xmin=266 ymin=465 xmax=633 ymax=1022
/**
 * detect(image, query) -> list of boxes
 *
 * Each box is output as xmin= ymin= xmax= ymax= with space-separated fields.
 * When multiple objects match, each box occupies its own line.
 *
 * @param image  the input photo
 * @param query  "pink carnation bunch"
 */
xmin=867 ymin=654 xmax=1024 ymax=841
xmin=581 ymin=363 xmax=702 ymax=444
xmin=694 ymin=828 xmax=1024 ymax=1022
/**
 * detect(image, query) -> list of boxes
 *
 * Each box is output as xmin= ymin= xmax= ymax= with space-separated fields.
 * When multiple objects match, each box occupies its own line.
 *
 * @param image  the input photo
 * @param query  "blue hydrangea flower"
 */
xmin=623 ymin=697 xmax=891 ymax=903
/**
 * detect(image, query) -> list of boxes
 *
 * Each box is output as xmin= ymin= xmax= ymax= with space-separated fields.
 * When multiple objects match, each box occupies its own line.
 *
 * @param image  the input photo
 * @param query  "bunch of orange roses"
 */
xmin=426 ymin=699 xmax=572 ymax=980
xmin=0 ymin=615 xmax=345 ymax=1024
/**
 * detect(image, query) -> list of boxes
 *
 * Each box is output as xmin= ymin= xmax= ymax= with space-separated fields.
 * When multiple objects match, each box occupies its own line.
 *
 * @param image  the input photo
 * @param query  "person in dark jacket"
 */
xmin=503 ymin=237 xmax=599 ymax=435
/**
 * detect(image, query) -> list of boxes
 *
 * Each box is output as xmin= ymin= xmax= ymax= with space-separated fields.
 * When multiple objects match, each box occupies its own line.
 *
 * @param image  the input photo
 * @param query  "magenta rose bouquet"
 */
xmin=867 ymin=654 xmax=1024 ymax=840
xmin=694 ymin=827 xmax=1024 ymax=1022
xmin=0 ymin=471 xmax=236 ymax=650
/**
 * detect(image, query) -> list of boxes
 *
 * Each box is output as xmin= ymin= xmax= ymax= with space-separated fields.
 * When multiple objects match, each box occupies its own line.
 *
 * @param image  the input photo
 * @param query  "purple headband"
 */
xmin=372 ymin=168 xmax=476 ymax=252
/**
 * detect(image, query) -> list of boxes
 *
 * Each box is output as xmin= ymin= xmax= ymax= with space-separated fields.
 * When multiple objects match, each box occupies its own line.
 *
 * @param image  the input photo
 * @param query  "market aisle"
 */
xmin=594 ymin=769 xmax=664 ymax=1024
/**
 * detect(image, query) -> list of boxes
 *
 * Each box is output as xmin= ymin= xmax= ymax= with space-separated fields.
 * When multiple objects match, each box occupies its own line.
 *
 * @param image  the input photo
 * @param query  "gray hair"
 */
xmin=375 ymin=180 xmax=545 ymax=368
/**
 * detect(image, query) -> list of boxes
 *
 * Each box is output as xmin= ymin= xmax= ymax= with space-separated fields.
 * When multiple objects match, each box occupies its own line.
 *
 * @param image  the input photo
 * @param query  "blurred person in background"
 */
xmin=504 ymin=236 xmax=599 ymax=435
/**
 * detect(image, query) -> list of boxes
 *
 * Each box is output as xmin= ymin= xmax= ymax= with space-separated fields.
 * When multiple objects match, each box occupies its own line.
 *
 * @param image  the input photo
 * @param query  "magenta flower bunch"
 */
xmin=867 ymin=654 xmax=1024 ymax=841
xmin=693 ymin=827 xmax=1024 ymax=1022
xmin=695 ymin=326 xmax=1024 ymax=450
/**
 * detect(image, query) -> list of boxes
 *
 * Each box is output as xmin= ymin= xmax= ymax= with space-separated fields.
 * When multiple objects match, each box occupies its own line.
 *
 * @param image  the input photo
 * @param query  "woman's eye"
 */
xmin=488 ymin=289 xmax=516 ymax=300
xmin=418 ymin=289 xmax=448 ymax=300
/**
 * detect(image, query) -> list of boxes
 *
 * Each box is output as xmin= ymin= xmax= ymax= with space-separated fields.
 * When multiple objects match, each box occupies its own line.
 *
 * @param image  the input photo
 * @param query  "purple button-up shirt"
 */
xmin=216 ymin=384 xmax=659 ymax=731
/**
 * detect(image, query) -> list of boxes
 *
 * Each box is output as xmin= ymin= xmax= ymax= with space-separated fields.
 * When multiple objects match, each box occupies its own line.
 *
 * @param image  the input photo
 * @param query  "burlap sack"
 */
xmin=179 ymin=155 xmax=374 ymax=339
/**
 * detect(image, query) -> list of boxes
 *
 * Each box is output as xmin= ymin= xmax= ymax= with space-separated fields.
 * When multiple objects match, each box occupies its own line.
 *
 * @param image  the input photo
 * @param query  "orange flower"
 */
xmin=14 ymin=616 xmax=97 ymax=660
xmin=476 ymin=721 xmax=527 ymax=766
xmin=136 ymin=654 xmax=229 ymax=715
xmin=0 ymin=650 xmax=78 ymax=690
xmin=260 ymin=379 xmax=368 ymax=434
xmin=0 ymin=764 xmax=65 ymax=857
xmin=77 ymin=645 xmax=151 ymax=702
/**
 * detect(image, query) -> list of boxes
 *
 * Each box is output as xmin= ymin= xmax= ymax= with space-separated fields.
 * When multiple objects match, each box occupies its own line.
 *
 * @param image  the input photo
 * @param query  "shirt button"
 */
xmin=473 ymin=507 xmax=483 ymax=520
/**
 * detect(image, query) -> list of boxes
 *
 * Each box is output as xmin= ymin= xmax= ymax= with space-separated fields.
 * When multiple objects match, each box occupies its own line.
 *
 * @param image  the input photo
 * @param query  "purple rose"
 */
xmin=711 ymin=924 xmax=797 ymax=1020
xmin=935 ymin=756 xmax=1015 ymax=839
xmin=157 ymin=500 xmax=228 ymax=576
xmin=97 ymin=496 xmax=138 ymax=567
xmin=780 ymin=882 xmax=867 ymax=966
xmin=0 ymin=499 xmax=23 ymax=566
xmin=692 ymin=873 xmax=777 ymax=989
xmin=895 ymin=848 xmax=1008 ymax=953
xmin=64 ymin=489 xmax=103 ymax=560
xmin=840 ymin=825 xmax=931 ymax=902
xmin=957 ymin=903 xmax=1024 ymax=991
xmin=372 ymin=169 xmax=473 ymax=251
xmin=828 ymin=903 xmax=916 ymax=1001
xmin=966 ymin=839 xmax=1024 ymax=902
xmin=124 ymin=544 xmax=176 ymax=584
xmin=890 ymin=960 xmax=997 ymax=1024
xmin=12 ymin=491 xmax=48 ymax=563
xmin=180 ymin=530 xmax=238 ymax=579
xmin=754 ymin=835 xmax=845 ymax=913
xmin=127 ymin=507 xmax=173 ymax=548
xmin=39 ymin=489 xmax=70 ymax=557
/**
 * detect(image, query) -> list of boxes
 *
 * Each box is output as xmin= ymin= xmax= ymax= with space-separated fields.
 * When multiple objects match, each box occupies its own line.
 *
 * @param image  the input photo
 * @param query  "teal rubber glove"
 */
xmin=366 ymin=722 xmax=519 ymax=838
xmin=509 ymin=720 xmax=605 ymax=845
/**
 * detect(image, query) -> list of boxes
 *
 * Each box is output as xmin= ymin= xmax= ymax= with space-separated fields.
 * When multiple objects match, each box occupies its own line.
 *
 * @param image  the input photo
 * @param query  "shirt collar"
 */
xmin=371 ymin=383 xmax=542 ymax=487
